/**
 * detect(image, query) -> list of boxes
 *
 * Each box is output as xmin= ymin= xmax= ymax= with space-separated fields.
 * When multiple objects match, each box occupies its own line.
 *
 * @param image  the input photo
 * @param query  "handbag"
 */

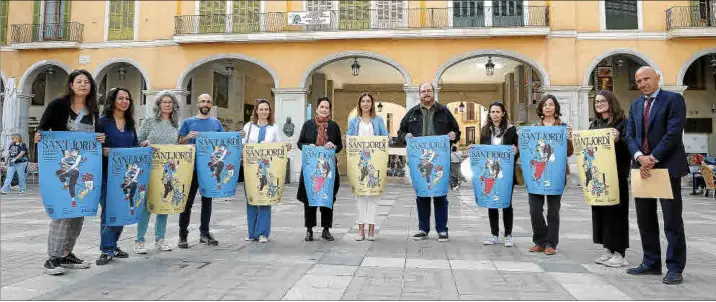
xmin=238 ymin=123 xmax=253 ymax=183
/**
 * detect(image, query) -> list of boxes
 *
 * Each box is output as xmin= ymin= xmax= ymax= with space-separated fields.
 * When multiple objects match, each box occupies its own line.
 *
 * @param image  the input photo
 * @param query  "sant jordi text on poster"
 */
xmin=407 ymin=135 xmax=450 ymax=197
xmin=302 ymin=145 xmax=336 ymax=208
xmin=573 ymin=129 xmax=620 ymax=206
xmin=470 ymin=144 xmax=514 ymax=209
xmin=518 ymin=126 xmax=568 ymax=195
xmin=243 ymin=142 xmax=290 ymax=206
xmin=346 ymin=136 xmax=389 ymax=196
xmin=105 ymin=147 xmax=152 ymax=226
xmin=196 ymin=132 xmax=243 ymax=198
xmin=146 ymin=144 xmax=195 ymax=214
xmin=38 ymin=131 xmax=102 ymax=219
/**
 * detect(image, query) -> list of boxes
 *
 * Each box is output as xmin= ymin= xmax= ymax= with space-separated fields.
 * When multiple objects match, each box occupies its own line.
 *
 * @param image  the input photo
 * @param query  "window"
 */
xmin=199 ymin=0 xmax=227 ymax=33
xmin=232 ymin=0 xmax=260 ymax=33
xmin=466 ymin=126 xmax=476 ymax=145
xmin=453 ymin=1 xmax=485 ymax=28
xmin=0 ymin=0 xmax=8 ymax=44
xmin=373 ymin=0 xmax=406 ymax=29
xmin=306 ymin=0 xmax=333 ymax=12
xmin=604 ymin=0 xmax=638 ymax=30
xmin=339 ymin=0 xmax=370 ymax=30
xmin=108 ymin=0 xmax=135 ymax=40
xmin=466 ymin=102 xmax=476 ymax=121
xmin=493 ymin=0 xmax=523 ymax=27
xmin=32 ymin=0 xmax=70 ymax=41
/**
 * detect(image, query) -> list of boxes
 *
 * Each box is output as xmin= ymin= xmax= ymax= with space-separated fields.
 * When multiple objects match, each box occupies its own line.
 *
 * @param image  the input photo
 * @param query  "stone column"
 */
xmin=142 ymin=89 xmax=190 ymax=122
xmin=542 ymin=85 xmax=588 ymax=186
xmin=272 ymin=88 xmax=308 ymax=183
xmin=404 ymin=85 xmax=420 ymax=109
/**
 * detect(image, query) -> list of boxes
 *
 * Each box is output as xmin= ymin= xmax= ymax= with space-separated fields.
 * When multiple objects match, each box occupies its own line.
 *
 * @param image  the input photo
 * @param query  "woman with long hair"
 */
xmin=479 ymin=102 xmax=518 ymax=247
xmin=590 ymin=90 xmax=631 ymax=267
xmin=35 ymin=69 xmax=105 ymax=275
xmin=345 ymin=92 xmax=388 ymax=241
xmin=96 ymin=87 xmax=143 ymax=265
xmin=297 ymin=97 xmax=342 ymax=242
xmin=133 ymin=91 xmax=181 ymax=254
xmin=1 ymin=134 xmax=29 ymax=195
xmin=239 ymin=99 xmax=285 ymax=243
xmin=527 ymin=94 xmax=574 ymax=256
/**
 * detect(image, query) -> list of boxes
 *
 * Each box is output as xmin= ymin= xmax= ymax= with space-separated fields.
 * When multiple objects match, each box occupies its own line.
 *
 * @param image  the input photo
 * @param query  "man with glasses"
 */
xmin=398 ymin=82 xmax=460 ymax=242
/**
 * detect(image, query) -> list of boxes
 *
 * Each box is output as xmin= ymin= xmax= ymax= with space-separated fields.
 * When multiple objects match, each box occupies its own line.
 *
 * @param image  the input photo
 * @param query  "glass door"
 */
xmin=453 ymin=1 xmax=485 ymax=28
xmin=492 ymin=0 xmax=524 ymax=27
xmin=43 ymin=0 xmax=65 ymax=41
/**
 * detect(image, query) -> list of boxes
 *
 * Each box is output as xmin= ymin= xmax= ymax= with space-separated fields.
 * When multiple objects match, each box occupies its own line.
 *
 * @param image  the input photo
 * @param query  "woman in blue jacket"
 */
xmin=345 ymin=92 xmax=389 ymax=241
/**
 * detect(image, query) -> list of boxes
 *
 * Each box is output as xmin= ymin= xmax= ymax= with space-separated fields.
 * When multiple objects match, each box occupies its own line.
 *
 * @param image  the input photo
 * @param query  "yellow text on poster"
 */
xmin=147 ymin=144 xmax=195 ymax=214
xmin=573 ymin=129 xmax=619 ymax=206
xmin=346 ymin=136 xmax=389 ymax=196
xmin=243 ymin=143 xmax=290 ymax=206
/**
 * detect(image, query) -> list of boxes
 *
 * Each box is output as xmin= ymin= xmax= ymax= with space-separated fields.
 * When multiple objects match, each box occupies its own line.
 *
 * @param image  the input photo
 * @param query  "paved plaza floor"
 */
xmin=1 ymin=180 xmax=716 ymax=300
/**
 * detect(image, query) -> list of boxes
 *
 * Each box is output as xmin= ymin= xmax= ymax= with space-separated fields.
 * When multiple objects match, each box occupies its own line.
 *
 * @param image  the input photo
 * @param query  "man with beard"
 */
xmin=177 ymin=94 xmax=224 ymax=248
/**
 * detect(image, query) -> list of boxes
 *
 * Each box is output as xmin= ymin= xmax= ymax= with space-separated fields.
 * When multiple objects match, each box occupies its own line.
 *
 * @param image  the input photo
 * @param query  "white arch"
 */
xmin=93 ymin=58 xmax=152 ymax=90
xmin=676 ymin=48 xmax=716 ymax=86
xmin=176 ymin=53 xmax=280 ymax=89
xmin=582 ymin=48 xmax=664 ymax=87
xmin=18 ymin=59 xmax=73 ymax=93
xmin=433 ymin=49 xmax=551 ymax=88
xmin=300 ymin=50 xmax=412 ymax=89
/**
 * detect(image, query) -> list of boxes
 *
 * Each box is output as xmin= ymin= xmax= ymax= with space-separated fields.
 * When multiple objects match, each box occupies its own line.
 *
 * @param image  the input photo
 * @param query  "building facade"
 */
xmin=1 ymin=0 xmax=715 ymax=182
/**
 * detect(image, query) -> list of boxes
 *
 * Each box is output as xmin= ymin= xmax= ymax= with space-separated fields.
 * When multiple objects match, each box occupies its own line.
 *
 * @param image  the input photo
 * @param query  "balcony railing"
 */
xmin=666 ymin=6 xmax=715 ymax=30
xmin=175 ymin=6 xmax=549 ymax=35
xmin=10 ymin=22 xmax=84 ymax=44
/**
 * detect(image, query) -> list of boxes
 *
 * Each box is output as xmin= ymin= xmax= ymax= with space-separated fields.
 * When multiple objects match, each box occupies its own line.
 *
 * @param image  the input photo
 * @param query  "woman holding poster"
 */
xmin=590 ymin=91 xmax=631 ymax=267
xmin=345 ymin=92 xmax=389 ymax=241
xmin=95 ymin=87 xmax=143 ymax=265
xmin=35 ymin=69 xmax=105 ymax=275
xmin=239 ymin=99 xmax=284 ymax=243
xmin=133 ymin=91 xmax=180 ymax=254
xmin=479 ymin=102 xmax=518 ymax=248
xmin=527 ymin=95 xmax=573 ymax=256
xmin=297 ymin=97 xmax=342 ymax=242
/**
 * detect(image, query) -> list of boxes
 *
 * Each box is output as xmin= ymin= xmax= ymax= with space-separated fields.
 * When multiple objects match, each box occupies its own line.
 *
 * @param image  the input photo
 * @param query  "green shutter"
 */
xmin=0 ymin=0 xmax=9 ymax=44
xmin=108 ymin=0 xmax=134 ymax=40
xmin=62 ymin=0 xmax=71 ymax=40
xmin=32 ymin=0 xmax=40 ymax=41
xmin=199 ymin=0 xmax=226 ymax=34
xmin=232 ymin=0 xmax=259 ymax=33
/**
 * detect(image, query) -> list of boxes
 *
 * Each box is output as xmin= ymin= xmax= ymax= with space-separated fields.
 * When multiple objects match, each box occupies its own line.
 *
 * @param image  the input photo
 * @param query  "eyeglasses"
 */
xmin=595 ymin=99 xmax=608 ymax=104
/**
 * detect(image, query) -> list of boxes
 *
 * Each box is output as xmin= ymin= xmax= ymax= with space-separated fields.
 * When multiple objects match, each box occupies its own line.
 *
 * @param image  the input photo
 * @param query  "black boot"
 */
xmin=304 ymin=229 xmax=314 ymax=241
xmin=322 ymin=228 xmax=334 ymax=241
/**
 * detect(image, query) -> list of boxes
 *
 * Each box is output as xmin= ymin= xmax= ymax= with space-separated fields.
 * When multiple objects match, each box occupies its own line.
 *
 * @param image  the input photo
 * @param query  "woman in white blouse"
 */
xmin=345 ymin=92 xmax=389 ymax=241
xmin=239 ymin=99 xmax=283 ymax=243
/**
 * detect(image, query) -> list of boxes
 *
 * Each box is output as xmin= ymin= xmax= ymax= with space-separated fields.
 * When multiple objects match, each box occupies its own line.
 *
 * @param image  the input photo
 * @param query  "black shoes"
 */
xmin=96 ymin=253 xmax=113 ymax=265
xmin=178 ymin=236 xmax=189 ymax=249
xmin=113 ymin=247 xmax=129 ymax=258
xmin=200 ymin=233 xmax=219 ymax=245
xmin=626 ymin=263 xmax=662 ymax=275
xmin=305 ymin=230 xmax=314 ymax=241
xmin=60 ymin=253 xmax=91 ymax=269
xmin=412 ymin=231 xmax=428 ymax=240
xmin=663 ymin=271 xmax=684 ymax=285
xmin=322 ymin=229 xmax=334 ymax=241
xmin=44 ymin=257 xmax=65 ymax=275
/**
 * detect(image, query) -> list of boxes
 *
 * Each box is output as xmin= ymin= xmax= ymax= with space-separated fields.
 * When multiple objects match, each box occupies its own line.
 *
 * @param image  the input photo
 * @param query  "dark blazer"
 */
xmin=38 ymin=95 xmax=100 ymax=132
xmin=296 ymin=119 xmax=342 ymax=204
xmin=625 ymin=90 xmax=688 ymax=178
xmin=480 ymin=125 xmax=519 ymax=184
xmin=397 ymin=102 xmax=461 ymax=146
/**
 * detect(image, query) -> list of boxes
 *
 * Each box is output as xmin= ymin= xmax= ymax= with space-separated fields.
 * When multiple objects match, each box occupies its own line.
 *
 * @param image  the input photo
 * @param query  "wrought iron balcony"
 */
xmin=666 ymin=6 xmax=715 ymax=30
xmin=174 ymin=6 xmax=549 ymax=36
xmin=10 ymin=22 xmax=84 ymax=44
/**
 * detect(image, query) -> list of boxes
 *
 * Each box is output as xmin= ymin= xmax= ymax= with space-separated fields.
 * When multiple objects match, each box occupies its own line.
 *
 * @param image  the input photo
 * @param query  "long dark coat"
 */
xmin=296 ymin=119 xmax=342 ymax=204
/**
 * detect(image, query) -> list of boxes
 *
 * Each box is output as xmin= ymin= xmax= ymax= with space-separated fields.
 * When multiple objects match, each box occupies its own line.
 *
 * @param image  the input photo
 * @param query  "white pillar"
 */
xmin=272 ymin=88 xmax=308 ymax=183
xmin=1 ymin=78 xmax=18 ymax=154
xmin=542 ymin=85 xmax=587 ymax=186
xmin=404 ymin=85 xmax=420 ymax=109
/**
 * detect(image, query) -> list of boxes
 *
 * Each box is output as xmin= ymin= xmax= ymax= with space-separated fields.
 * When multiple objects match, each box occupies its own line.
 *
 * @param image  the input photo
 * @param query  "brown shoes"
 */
xmin=544 ymin=247 xmax=557 ymax=255
xmin=529 ymin=245 xmax=545 ymax=253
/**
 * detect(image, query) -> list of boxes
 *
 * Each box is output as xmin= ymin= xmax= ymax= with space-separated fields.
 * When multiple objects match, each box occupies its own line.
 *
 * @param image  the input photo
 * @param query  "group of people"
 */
xmin=24 ymin=66 xmax=687 ymax=285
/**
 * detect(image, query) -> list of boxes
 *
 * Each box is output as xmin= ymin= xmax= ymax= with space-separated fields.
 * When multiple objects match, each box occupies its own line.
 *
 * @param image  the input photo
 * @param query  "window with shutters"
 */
xmin=306 ymin=0 xmax=333 ymax=12
xmin=0 ymin=0 xmax=8 ymax=44
xmin=453 ymin=1 xmax=485 ymax=28
xmin=232 ymin=0 xmax=260 ymax=33
xmin=492 ymin=0 xmax=523 ymax=27
xmin=339 ymin=0 xmax=370 ymax=30
xmin=108 ymin=0 xmax=135 ymax=40
xmin=604 ymin=0 xmax=638 ymax=30
xmin=42 ymin=0 xmax=69 ymax=40
xmin=373 ymin=0 xmax=406 ymax=29
xmin=466 ymin=103 xmax=476 ymax=121
xmin=466 ymin=126 xmax=476 ymax=145
xmin=199 ymin=0 xmax=227 ymax=33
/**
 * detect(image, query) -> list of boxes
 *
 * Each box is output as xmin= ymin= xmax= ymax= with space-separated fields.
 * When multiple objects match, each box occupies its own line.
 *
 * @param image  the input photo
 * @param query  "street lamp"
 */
xmin=485 ymin=56 xmax=495 ymax=77
xmin=459 ymin=102 xmax=465 ymax=113
xmin=225 ymin=61 xmax=234 ymax=77
xmin=46 ymin=67 xmax=55 ymax=75
xmin=351 ymin=58 xmax=361 ymax=76
xmin=615 ymin=56 xmax=624 ymax=68
xmin=377 ymin=102 xmax=383 ymax=112
xmin=117 ymin=65 xmax=127 ymax=81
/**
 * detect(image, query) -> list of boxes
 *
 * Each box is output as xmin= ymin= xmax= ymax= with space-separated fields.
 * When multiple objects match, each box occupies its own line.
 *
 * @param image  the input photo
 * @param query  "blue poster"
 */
xmin=407 ymin=135 xmax=450 ymax=197
xmin=470 ymin=144 xmax=515 ymax=208
xmin=196 ymin=132 xmax=242 ymax=198
xmin=105 ymin=147 xmax=152 ymax=226
xmin=301 ymin=145 xmax=336 ymax=208
xmin=38 ymin=131 xmax=102 ymax=219
xmin=518 ymin=126 xmax=568 ymax=195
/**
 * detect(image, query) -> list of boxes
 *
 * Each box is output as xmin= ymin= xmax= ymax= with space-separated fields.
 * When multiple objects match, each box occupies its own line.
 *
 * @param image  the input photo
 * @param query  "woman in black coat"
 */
xmin=590 ymin=90 xmax=631 ymax=268
xmin=479 ymin=102 xmax=519 ymax=247
xmin=297 ymin=97 xmax=342 ymax=242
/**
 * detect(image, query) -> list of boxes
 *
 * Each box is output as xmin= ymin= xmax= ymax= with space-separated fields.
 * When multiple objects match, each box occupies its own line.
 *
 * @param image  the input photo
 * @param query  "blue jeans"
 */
xmin=99 ymin=180 xmax=124 ymax=254
xmin=135 ymin=198 xmax=168 ymax=243
xmin=2 ymin=161 xmax=27 ymax=192
xmin=244 ymin=187 xmax=271 ymax=238
xmin=416 ymin=195 xmax=449 ymax=233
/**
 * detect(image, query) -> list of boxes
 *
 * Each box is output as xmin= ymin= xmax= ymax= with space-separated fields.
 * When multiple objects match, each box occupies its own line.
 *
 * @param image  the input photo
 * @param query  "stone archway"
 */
xmin=582 ymin=48 xmax=664 ymax=87
xmin=18 ymin=59 xmax=73 ymax=94
xmin=300 ymin=50 xmax=412 ymax=90
xmin=94 ymin=58 xmax=152 ymax=90
xmin=176 ymin=53 xmax=280 ymax=90
xmin=677 ymin=47 xmax=716 ymax=87
xmin=433 ymin=49 xmax=551 ymax=88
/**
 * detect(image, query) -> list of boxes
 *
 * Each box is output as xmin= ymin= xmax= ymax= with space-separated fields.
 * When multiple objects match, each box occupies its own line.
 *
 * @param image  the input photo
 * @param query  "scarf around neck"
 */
xmin=315 ymin=116 xmax=329 ymax=146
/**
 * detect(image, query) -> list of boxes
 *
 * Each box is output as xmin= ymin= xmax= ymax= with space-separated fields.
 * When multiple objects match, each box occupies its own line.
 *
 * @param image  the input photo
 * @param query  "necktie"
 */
xmin=641 ymin=97 xmax=654 ymax=154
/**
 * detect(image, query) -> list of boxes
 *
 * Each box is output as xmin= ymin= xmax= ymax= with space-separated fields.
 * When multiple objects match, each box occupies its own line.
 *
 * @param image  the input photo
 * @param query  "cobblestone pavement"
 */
xmin=2 ymin=180 xmax=716 ymax=300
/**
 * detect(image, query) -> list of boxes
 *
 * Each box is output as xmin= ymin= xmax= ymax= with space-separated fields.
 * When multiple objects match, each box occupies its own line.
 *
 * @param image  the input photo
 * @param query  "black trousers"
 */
xmin=591 ymin=172 xmax=630 ymax=252
xmin=488 ymin=205 xmax=513 ymax=237
xmin=528 ymin=193 xmax=561 ymax=248
xmin=635 ymin=177 xmax=687 ymax=273
xmin=303 ymin=202 xmax=333 ymax=229
xmin=179 ymin=170 xmax=213 ymax=237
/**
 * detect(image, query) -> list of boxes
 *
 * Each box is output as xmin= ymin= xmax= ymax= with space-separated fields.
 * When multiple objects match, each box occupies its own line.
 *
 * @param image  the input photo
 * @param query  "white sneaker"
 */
xmin=504 ymin=236 xmax=514 ymax=247
xmin=133 ymin=242 xmax=147 ymax=254
xmin=595 ymin=251 xmax=613 ymax=264
xmin=603 ymin=253 xmax=629 ymax=267
xmin=155 ymin=239 xmax=173 ymax=251
xmin=483 ymin=235 xmax=499 ymax=245
xmin=355 ymin=235 xmax=365 ymax=241
xmin=258 ymin=236 xmax=268 ymax=243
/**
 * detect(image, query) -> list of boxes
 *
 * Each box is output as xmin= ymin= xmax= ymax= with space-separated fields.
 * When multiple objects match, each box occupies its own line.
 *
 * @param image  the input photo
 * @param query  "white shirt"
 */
xmin=357 ymin=120 xmax=374 ymax=136
xmin=491 ymin=133 xmax=503 ymax=146
xmin=242 ymin=122 xmax=282 ymax=144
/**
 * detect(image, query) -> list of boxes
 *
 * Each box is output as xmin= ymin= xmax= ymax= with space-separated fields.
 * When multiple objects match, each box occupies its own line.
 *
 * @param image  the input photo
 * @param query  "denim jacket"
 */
xmin=346 ymin=115 xmax=389 ymax=136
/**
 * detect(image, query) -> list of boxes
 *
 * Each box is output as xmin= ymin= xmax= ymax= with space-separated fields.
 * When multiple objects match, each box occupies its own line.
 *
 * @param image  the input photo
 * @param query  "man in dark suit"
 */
xmin=625 ymin=66 xmax=688 ymax=285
